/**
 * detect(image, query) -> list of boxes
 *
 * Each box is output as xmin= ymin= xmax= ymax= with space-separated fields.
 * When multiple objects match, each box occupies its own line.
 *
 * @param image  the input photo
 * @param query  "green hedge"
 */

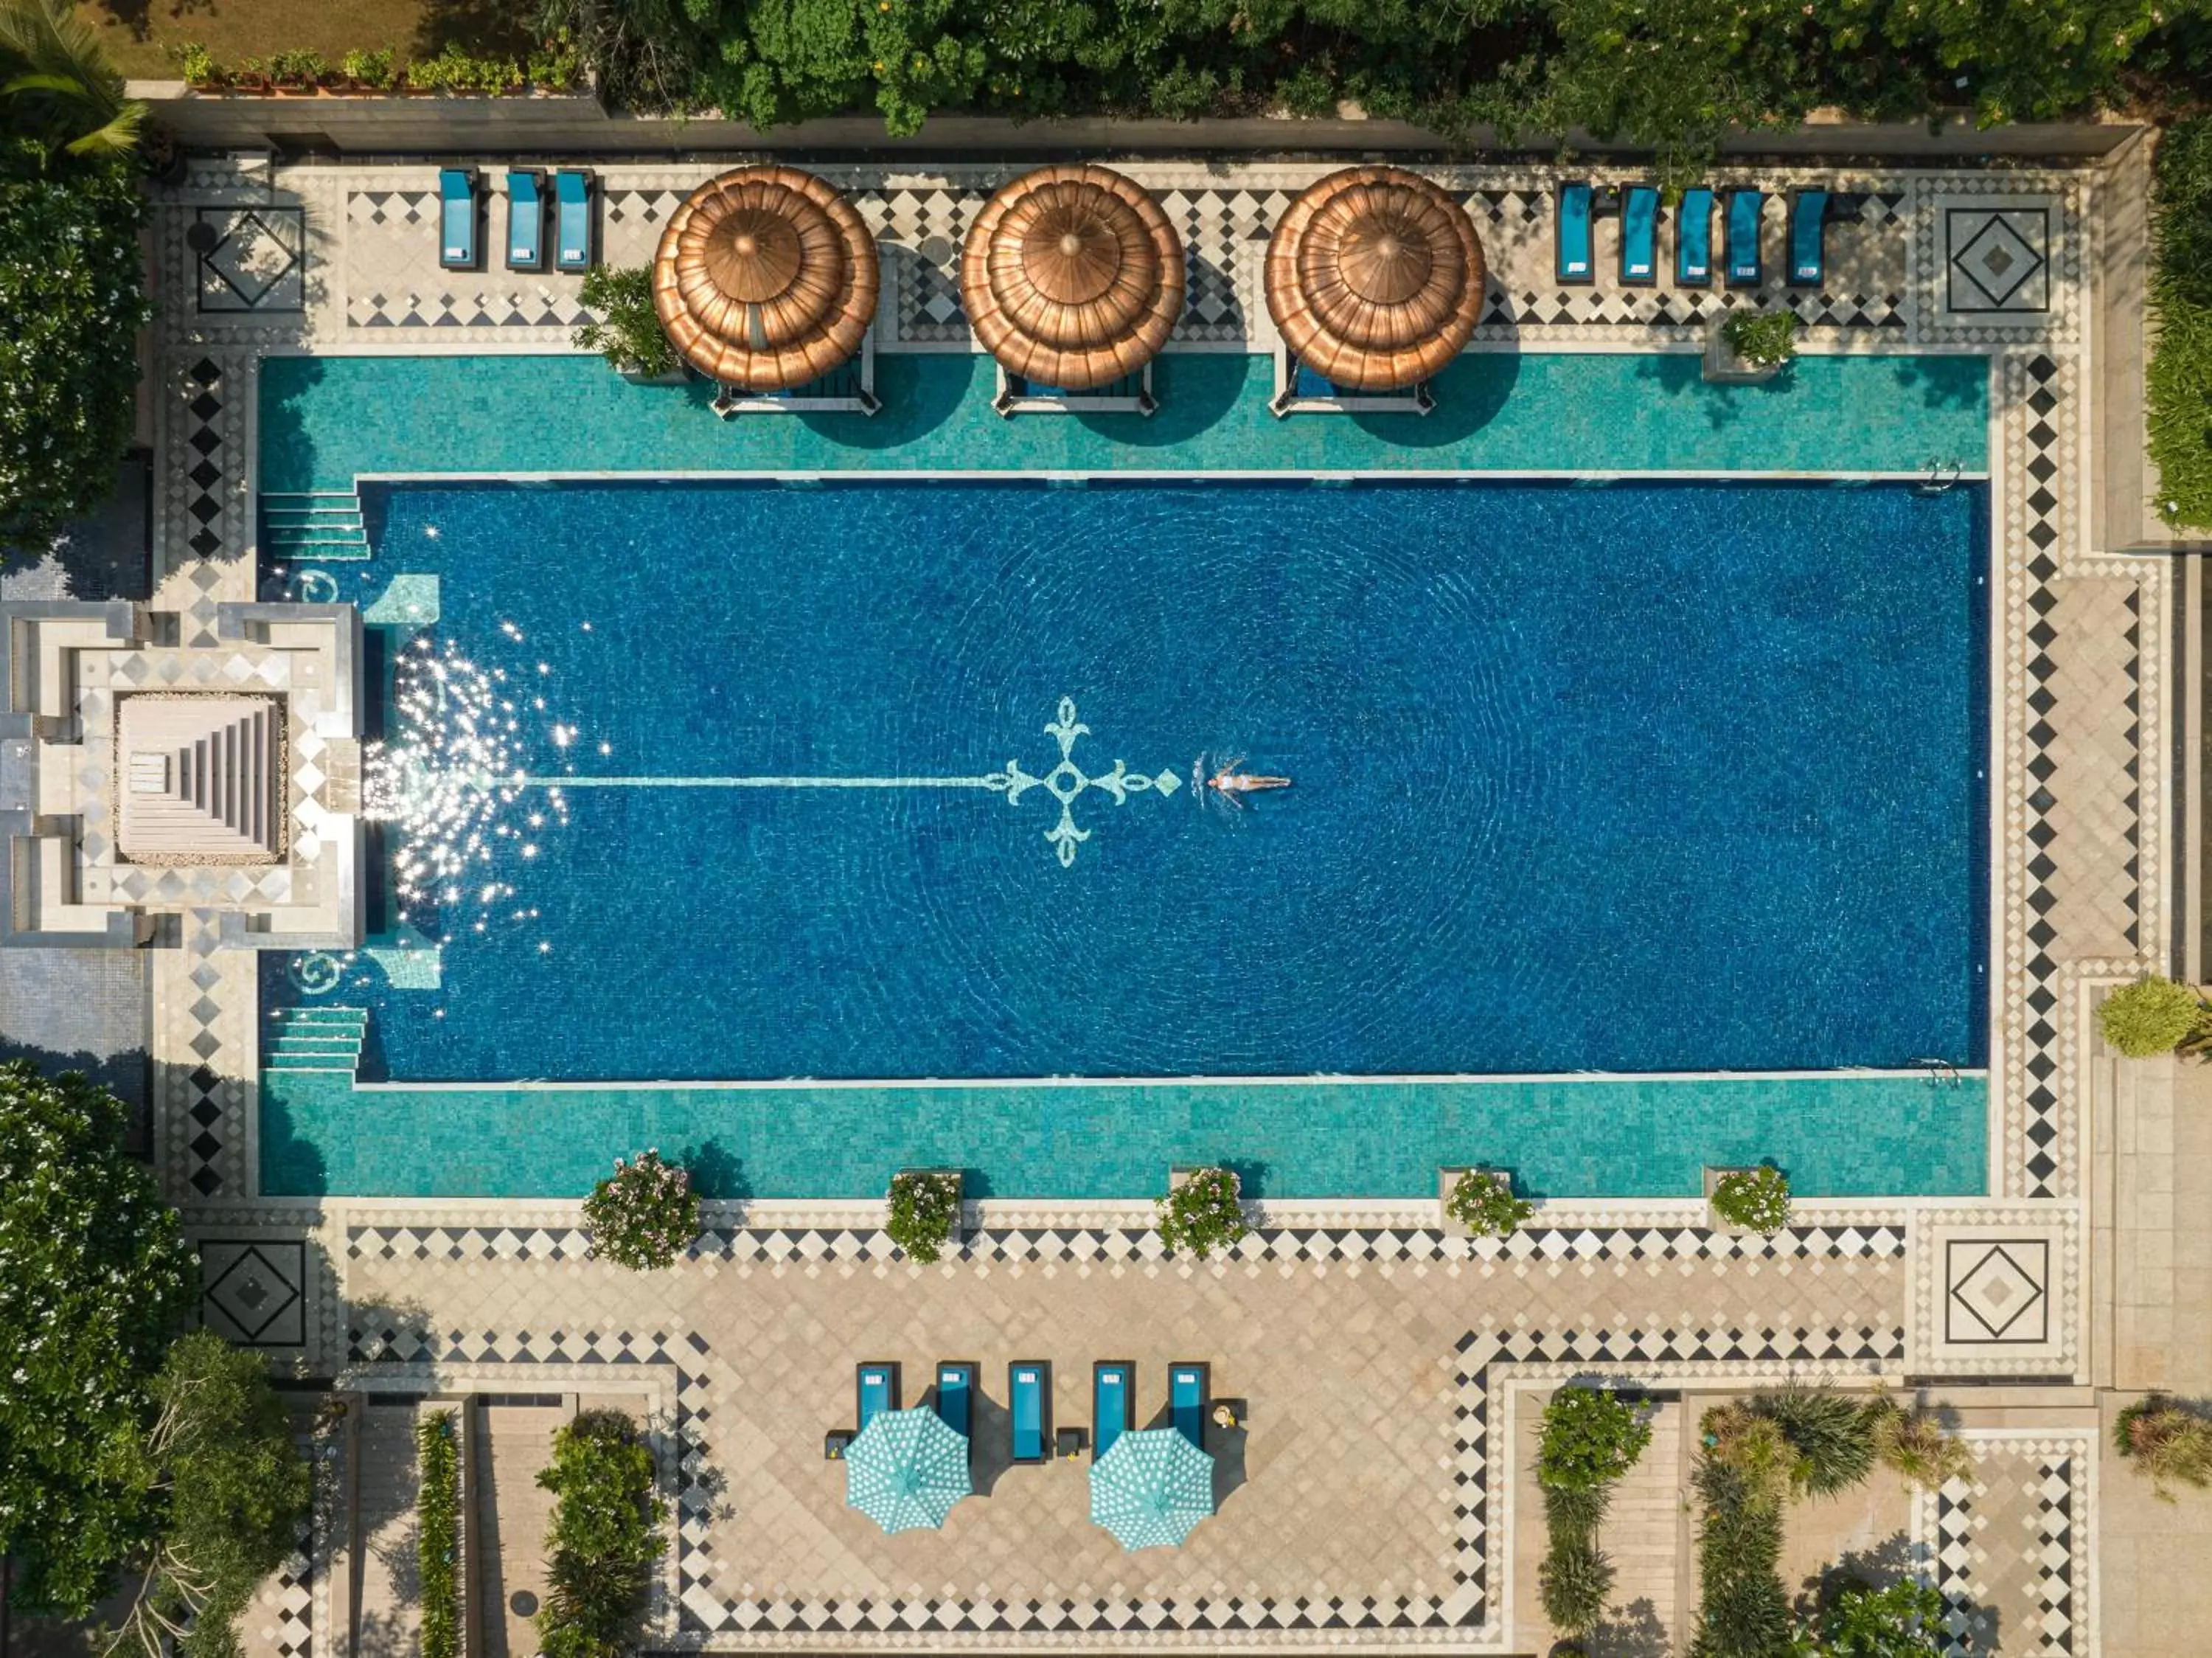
xmin=417 ymin=1411 xmax=461 ymax=1658
xmin=2151 ymin=119 xmax=2212 ymax=533
xmin=535 ymin=1410 xmax=667 ymax=1658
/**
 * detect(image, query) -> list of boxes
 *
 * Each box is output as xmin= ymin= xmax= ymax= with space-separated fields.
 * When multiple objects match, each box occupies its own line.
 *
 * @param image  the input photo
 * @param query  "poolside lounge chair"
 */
xmin=1788 ymin=188 xmax=1830 ymax=286
xmin=506 ymin=170 xmax=544 ymax=272
xmin=1619 ymin=184 xmax=1659 ymax=286
xmin=437 ymin=169 xmax=479 ymax=271
xmin=1555 ymin=181 xmax=1594 ymax=285
xmin=1009 ymin=1362 xmax=1048 ymax=1464
xmin=934 ymin=1362 xmax=975 ymax=1463
xmin=857 ymin=1362 xmax=900 ymax=1432
xmin=1725 ymin=190 xmax=1764 ymax=288
xmin=1169 ymin=1362 xmax=1209 ymax=1451
xmin=554 ymin=169 xmax=595 ymax=272
xmin=1093 ymin=1361 xmax=1134 ymax=1460
xmin=1677 ymin=187 xmax=1715 ymax=285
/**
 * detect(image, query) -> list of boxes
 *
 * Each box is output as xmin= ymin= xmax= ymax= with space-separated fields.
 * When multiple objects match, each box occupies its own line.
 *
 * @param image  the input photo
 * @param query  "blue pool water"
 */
xmin=276 ymin=477 xmax=1987 ymax=1085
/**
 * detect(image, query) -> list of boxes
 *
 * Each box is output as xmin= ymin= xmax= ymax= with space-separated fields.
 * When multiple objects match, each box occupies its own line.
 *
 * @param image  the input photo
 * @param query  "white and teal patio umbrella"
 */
xmin=844 ymin=1407 xmax=972 ymax=1534
xmin=1088 ymin=1428 xmax=1215 ymax=1550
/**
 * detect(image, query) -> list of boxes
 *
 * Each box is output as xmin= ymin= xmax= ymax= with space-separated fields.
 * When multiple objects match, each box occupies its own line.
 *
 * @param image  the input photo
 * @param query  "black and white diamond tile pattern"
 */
xmin=1928 ymin=1442 xmax=2083 ymax=1658
xmin=169 ymin=912 xmax=246 ymax=1199
xmin=347 ymin=1317 xmax=1898 ymax=1644
xmin=2010 ymin=352 xmax=2076 ymax=1199
xmin=167 ymin=355 xmax=243 ymax=647
xmin=347 ymin=1218 xmax=1906 ymax=1266
xmin=1947 ymin=207 xmax=2051 ymax=314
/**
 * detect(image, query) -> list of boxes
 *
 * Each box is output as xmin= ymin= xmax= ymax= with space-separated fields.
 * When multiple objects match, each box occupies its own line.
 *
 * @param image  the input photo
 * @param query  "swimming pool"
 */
xmin=270 ymin=476 xmax=1987 ymax=1086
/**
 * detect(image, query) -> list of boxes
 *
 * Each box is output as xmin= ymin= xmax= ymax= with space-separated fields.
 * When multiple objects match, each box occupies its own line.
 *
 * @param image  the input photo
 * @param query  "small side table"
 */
xmin=1055 ymin=1426 xmax=1087 ymax=1460
xmin=824 ymin=1430 xmax=853 ymax=1462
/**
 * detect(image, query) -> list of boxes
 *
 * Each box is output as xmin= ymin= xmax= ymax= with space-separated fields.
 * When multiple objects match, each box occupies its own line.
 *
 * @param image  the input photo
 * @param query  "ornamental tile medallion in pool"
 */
xmin=100 ymin=152 xmax=2160 ymax=1657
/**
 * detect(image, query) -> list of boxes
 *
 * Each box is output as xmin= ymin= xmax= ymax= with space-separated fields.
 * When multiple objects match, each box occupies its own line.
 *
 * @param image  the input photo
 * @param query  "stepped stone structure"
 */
xmin=0 ymin=599 xmax=362 ymax=947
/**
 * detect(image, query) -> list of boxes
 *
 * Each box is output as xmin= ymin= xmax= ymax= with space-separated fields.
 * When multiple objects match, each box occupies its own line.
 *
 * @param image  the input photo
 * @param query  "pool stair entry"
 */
xmin=265 ymin=1005 xmax=369 ymax=1076
xmin=262 ymin=490 xmax=371 ymax=561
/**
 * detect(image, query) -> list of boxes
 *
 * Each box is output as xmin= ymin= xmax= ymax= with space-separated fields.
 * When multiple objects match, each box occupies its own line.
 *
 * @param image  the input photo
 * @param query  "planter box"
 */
xmin=618 ymin=364 xmax=690 ymax=386
xmin=1439 ymin=1165 xmax=1522 ymax=1233
xmin=1701 ymin=318 xmax=1783 ymax=385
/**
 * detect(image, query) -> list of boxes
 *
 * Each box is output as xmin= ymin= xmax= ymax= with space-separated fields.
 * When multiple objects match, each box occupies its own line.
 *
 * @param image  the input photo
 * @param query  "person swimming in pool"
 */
xmin=1206 ymin=758 xmax=1291 ymax=799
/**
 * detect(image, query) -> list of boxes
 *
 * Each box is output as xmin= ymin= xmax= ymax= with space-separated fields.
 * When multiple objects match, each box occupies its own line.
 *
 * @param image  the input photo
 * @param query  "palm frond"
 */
xmin=64 ymin=100 xmax=145 ymax=155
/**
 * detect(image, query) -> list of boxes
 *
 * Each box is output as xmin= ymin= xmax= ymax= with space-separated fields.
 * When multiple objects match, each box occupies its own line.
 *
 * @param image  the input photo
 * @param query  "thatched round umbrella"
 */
xmin=960 ymin=164 xmax=1184 ymax=391
xmin=653 ymin=165 xmax=878 ymax=390
xmin=1265 ymin=167 xmax=1485 ymax=392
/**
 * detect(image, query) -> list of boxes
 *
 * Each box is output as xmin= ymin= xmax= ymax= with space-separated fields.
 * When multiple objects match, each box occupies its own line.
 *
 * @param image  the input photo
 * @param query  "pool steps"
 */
xmin=261 ymin=490 xmax=370 ymax=561
xmin=265 ymin=1005 xmax=368 ymax=1075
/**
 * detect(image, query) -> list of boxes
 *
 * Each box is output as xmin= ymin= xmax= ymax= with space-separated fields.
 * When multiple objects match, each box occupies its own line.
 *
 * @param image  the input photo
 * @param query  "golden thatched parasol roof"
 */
xmin=653 ymin=165 xmax=878 ymax=391
xmin=959 ymin=164 xmax=1185 ymax=392
xmin=1265 ymin=167 xmax=1485 ymax=392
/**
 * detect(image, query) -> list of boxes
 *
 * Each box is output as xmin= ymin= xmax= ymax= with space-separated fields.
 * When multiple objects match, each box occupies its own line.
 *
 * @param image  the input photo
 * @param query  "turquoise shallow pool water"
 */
xmin=257 ymin=350 xmax=1989 ymax=485
xmin=262 ymin=1071 xmax=1986 ymax=1199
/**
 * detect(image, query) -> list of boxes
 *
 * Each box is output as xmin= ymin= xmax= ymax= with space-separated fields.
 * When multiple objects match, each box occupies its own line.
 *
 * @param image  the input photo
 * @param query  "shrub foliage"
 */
xmin=0 ymin=141 xmax=150 ymax=559
xmin=2112 ymin=1394 xmax=2212 ymax=1501
xmin=1720 ymin=308 xmax=1800 ymax=369
xmin=417 ymin=1411 xmax=462 ymax=1658
xmin=535 ymin=1410 xmax=668 ymax=1658
xmin=1155 ymin=1166 xmax=1248 ymax=1259
xmin=574 ymin=266 xmax=680 ymax=378
xmin=1444 ymin=1168 xmax=1535 ymax=1238
xmin=886 ymin=1170 xmax=962 ymax=1263
xmin=1710 ymin=1165 xmax=1792 ymax=1237
xmin=2097 ymin=974 xmax=2210 ymax=1058
xmin=1535 ymin=1387 xmax=1649 ymax=1639
xmin=0 ymin=1061 xmax=195 ymax=1617
xmin=584 ymin=1149 xmax=700 ymax=1270
xmin=2150 ymin=119 xmax=2212 ymax=533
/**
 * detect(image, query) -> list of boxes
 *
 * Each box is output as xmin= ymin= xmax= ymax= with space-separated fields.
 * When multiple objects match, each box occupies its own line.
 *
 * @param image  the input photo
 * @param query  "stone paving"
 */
xmin=73 ymin=146 xmax=2184 ymax=1654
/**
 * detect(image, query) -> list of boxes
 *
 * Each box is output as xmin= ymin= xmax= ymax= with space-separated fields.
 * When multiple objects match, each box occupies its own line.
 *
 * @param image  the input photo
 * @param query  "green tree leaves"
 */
xmin=0 ymin=1062 xmax=196 ymax=1617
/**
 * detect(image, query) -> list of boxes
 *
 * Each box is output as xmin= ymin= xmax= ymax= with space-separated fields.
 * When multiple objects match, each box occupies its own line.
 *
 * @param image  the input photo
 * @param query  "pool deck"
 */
xmin=88 ymin=151 xmax=2165 ymax=1655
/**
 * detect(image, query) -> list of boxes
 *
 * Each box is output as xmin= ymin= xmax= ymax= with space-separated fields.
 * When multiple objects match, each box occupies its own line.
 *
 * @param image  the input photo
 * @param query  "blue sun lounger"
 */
xmin=857 ymin=1362 xmax=899 ymax=1432
xmin=1169 ymin=1362 xmax=1208 ymax=1450
xmin=554 ymin=169 xmax=595 ymax=272
xmin=1677 ymin=187 xmax=1714 ymax=284
xmin=1556 ymin=181 xmax=1593 ymax=284
xmin=1725 ymin=190 xmax=1764 ymax=288
xmin=1093 ymin=1361 xmax=1133 ymax=1460
xmin=437 ymin=169 xmax=479 ymax=271
xmin=505 ymin=170 xmax=544 ymax=272
xmin=1619 ymin=184 xmax=1659 ymax=285
xmin=1009 ymin=1361 xmax=1048 ymax=1464
xmin=1789 ymin=188 xmax=1831 ymax=286
xmin=934 ymin=1362 xmax=975 ymax=1461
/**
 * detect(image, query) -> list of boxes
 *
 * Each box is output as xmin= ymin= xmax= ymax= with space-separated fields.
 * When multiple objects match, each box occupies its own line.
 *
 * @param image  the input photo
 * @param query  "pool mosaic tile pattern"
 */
xmin=260 ymin=1071 xmax=1988 ymax=1199
xmin=255 ymin=350 xmax=1989 ymax=488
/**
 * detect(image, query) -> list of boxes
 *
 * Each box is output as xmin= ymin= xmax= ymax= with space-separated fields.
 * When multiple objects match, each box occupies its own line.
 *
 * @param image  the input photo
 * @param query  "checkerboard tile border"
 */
xmin=1918 ymin=1433 xmax=2090 ymax=1658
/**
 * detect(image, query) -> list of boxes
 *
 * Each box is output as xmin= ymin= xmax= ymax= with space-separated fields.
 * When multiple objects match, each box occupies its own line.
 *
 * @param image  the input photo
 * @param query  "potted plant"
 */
xmin=172 ymin=41 xmax=222 ymax=90
xmin=1703 ymin=307 xmax=1798 ymax=384
xmin=1441 ymin=1166 xmax=1535 ymax=1238
xmin=526 ymin=29 xmax=584 ymax=93
xmin=1705 ymin=1163 xmax=1791 ymax=1238
xmin=582 ymin=1148 xmax=700 ymax=1270
xmin=886 ymin=1169 xmax=963 ymax=1263
xmin=2098 ymin=974 xmax=2212 ymax=1057
xmin=269 ymin=49 xmax=330 ymax=94
xmin=574 ymin=267 xmax=686 ymax=384
xmin=341 ymin=46 xmax=397 ymax=93
xmin=1157 ymin=1165 xmax=1248 ymax=1259
xmin=228 ymin=55 xmax=271 ymax=94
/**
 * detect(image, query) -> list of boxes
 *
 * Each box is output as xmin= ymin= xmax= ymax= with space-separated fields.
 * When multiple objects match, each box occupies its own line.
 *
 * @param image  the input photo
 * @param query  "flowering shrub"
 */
xmin=1719 ymin=308 xmax=1800 ymax=370
xmin=1155 ymin=1165 xmax=1248 ymax=1259
xmin=886 ymin=1170 xmax=961 ymax=1263
xmin=583 ymin=1150 xmax=699 ymax=1271
xmin=0 ymin=142 xmax=151 ymax=558
xmin=1710 ymin=1165 xmax=1791 ymax=1238
xmin=1444 ymin=1168 xmax=1534 ymax=1238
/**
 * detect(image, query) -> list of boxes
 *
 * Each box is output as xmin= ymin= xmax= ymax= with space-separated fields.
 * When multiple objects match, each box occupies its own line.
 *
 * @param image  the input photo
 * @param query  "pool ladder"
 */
xmin=261 ymin=490 xmax=371 ymax=561
xmin=265 ymin=1005 xmax=368 ymax=1078
xmin=1910 ymin=1056 xmax=1963 ymax=1089
xmin=1916 ymin=459 xmax=1963 ymax=495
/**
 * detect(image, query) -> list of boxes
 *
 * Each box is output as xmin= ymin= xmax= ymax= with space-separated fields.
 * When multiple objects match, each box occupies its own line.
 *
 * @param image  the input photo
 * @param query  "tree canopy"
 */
xmin=541 ymin=0 xmax=2212 ymax=167
xmin=0 ymin=1062 xmax=197 ymax=1618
